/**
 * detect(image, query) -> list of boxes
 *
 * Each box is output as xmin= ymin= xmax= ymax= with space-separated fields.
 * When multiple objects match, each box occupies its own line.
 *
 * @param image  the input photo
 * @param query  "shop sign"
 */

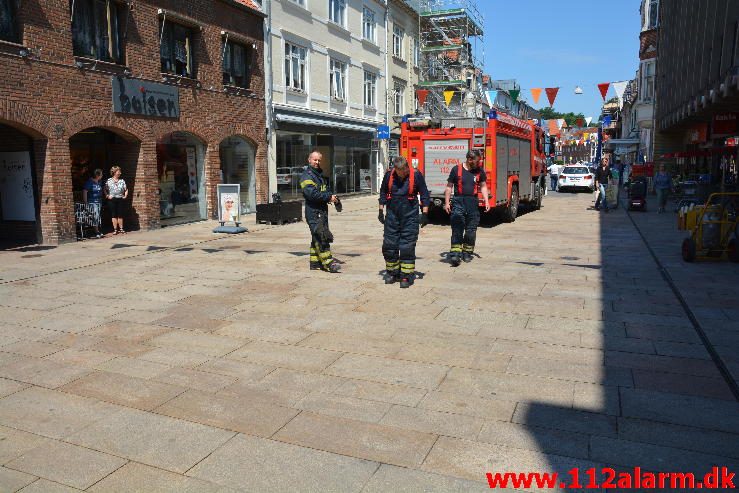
xmin=726 ymin=136 xmax=739 ymax=147
xmin=217 ymin=184 xmax=241 ymax=224
xmin=112 ymin=77 xmax=180 ymax=119
xmin=686 ymin=123 xmax=708 ymax=144
xmin=713 ymin=113 xmax=738 ymax=136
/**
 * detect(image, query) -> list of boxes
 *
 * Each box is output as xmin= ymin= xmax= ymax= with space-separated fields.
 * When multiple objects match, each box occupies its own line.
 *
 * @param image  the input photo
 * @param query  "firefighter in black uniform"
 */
xmin=444 ymin=150 xmax=490 ymax=266
xmin=300 ymin=151 xmax=340 ymax=273
xmin=378 ymin=156 xmax=430 ymax=288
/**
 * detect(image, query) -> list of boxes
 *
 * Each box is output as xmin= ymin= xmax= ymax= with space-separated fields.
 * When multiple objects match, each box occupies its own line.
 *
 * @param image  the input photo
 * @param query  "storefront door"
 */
xmin=157 ymin=132 xmax=206 ymax=226
xmin=220 ymin=136 xmax=256 ymax=213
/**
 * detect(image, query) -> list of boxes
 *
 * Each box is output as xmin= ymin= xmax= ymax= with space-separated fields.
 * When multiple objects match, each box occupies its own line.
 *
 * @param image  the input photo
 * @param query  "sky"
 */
xmin=479 ymin=0 xmax=642 ymax=119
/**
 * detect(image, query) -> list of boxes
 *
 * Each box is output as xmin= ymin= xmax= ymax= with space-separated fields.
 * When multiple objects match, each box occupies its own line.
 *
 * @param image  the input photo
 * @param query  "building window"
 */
xmin=71 ymin=0 xmax=124 ymax=63
xmin=328 ymin=0 xmax=345 ymax=27
xmin=160 ymin=22 xmax=195 ymax=78
xmin=362 ymin=7 xmax=375 ymax=42
xmin=648 ymin=0 xmax=658 ymax=28
xmin=641 ymin=61 xmax=654 ymax=101
xmin=330 ymin=59 xmax=346 ymax=100
xmin=285 ymin=41 xmax=307 ymax=92
xmin=412 ymin=37 xmax=420 ymax=67
xmin=0 ymin=0 xmax=19 ymax=43
xmin=363 ymin=70 xmax=376 ymax=108
xmin=392 ymin=25 xmax=404 ymax=59
xmin=393 ymin=80 xmax=405 ymax=115
xmin=222 ymin=39 xmax=249 ymax=88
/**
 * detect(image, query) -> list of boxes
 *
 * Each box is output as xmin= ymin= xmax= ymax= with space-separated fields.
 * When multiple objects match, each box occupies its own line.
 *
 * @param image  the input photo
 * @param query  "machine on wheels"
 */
xmin=681 ymin=192 xmax=739 ymax=262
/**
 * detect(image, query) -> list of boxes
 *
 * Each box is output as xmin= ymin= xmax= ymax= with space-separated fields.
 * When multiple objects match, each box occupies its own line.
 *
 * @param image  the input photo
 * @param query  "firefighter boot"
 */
xmin=310 ymin=246 xmax=322 ymax=270
xmin=449 ymin=253 xmax=461 ymax=267
xmin=383 ymin=271 xmax=399 ymax=284
xmin=462 ymin=253 xmax=473 ymax=263
xmin=325 ymin=261 xmax=341 ymax=274
xmin=400 ymin=276 xmax=414 ymax=289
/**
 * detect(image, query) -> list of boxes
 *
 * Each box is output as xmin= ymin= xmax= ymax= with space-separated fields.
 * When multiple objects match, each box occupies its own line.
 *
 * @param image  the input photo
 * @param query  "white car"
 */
xmin=558 ymin=165 xmax=595 ymax=192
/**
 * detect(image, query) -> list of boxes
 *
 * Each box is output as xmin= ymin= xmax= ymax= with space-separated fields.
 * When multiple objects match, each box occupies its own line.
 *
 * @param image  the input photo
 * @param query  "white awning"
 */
xmin=275 ymin=113 xmax=377 ymax=133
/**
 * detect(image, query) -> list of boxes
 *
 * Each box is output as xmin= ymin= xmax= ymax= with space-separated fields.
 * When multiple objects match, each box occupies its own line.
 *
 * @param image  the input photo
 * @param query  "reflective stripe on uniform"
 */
xmin=385 ymin=260 xmax=400 ymax=271
xmin=400 ymin=262 xmax=415 ymax=274
xmin=462 ymin=244 xmax=474 ymax=253
xmin=300 ymin=180 xmax=317 ymax=188
xmin=450 ymin=244 xmax=463 ymax=253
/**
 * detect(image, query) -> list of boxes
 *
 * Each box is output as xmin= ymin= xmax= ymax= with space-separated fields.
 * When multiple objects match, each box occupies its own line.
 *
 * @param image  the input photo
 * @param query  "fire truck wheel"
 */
xmin=504 ymin=185 xmax=519 ymax=223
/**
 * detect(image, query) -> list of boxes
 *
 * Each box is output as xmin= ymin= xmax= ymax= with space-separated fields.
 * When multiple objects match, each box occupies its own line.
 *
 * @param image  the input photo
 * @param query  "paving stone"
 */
xmin=228 ymin=340 xmax=342 ymax=372
xmin=652 ymin=341 xmax=711 ymax=360
xmin=605 ymin=351 xmax=722 ymax=378
xmin=631 ymin=369 xmax=735 ymax=400
xmin=6 ymin=440 xmax=126 ymax=490
xmin=194 ymin=358 xmax=273 ymax=381
xmin=274 ymin=412 xmax=437 ymax=468
xmin=66 ymin=407 xmax=235 ymax=474
xmin=362 ymin=464 xmax=487 ymax=493
xmin=395 ymin=345 xmax=511 ymax=372
xmin=0 ymin=426 xmax=52 ymax=464
xmin=60 ymin=371 xmax=185 ymax=411
xmin=188 ymin=433 xmax=377 ymax=492
xmin=88 ymin=339 xmax=153 ymax=358
xmin=297 ymin=332 xmax=403 ymax=358
xmin=156 ymin=389 xmax=298 ymax=437
xmin=490 ymin=339 xmax=605 ymax=366
xmin=39 ymin=333 xmax=105 ymax=351
xmin=331 ymin=379 xmax=427 ymax=407
xmin=506 ymin=356 xmax=633 ymax=386
xmin=0 ymin=341 xmax=65 ymax=358
xmin=573 ymin=382 xmax=621 ymax=416
xmin=418 ymin=391 xmax=516 ymax=421
xmin=0 ymin=378 xmax=28 ymax=398
xmin=95 ymin=356 xmax=172 ymax=380
xmin=151 ymin=313 xmax=229 ymax=333
xmin=0 ymin=466 xmax=36 ymax=492
xmin=477 ymin=420 xmax=590 ymax=459
xmin=43 ymin=348 xmax=118 ymax=369
xmin=152 ymin=368 xmax=236 ymax=393
xmin=147 ymin=332 xmax=244 ymax=357
xmin=0 ymin=357 xmax=91 ymax=389
xmin=325 ymin=354 xmax=450 ymax=390
xmin=380 ymin=405 xmax=484 ymax=440
xmin=26 ymin=315 xmax=108 ymax=334
xmin=294 ymin=392 xmax=391 ymax=423
xmin=221 ymin=368 xmax=345 ymax=407
xmin=88 ymin=462 xmax=225 ymax=493
xmin=620 ymin=387 xmax=739 ymax=433
xmin=215 ymin=323 xmax=310 ymax=344
xmin=18 ymin=478 xmax=83 ymax=492
xmin=85 ymin=321 xmax=173 ymax=342
xmin=512 ymin=402 xmax=618 ymax=437
xmin=136 ymin=348 xmax=212 ymax=368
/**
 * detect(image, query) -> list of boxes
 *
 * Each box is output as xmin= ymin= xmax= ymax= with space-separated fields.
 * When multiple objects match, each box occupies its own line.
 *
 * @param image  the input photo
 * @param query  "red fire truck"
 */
xmin=400 ymin=110 xmax=547 ymax=221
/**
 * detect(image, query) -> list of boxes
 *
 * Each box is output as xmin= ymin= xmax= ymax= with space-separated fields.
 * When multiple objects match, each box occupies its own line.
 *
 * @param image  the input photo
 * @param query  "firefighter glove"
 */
xmin=419 ymin=213 xmax=429 ymax=228
xmin=378 ymin=210 xmax=385 ymax=224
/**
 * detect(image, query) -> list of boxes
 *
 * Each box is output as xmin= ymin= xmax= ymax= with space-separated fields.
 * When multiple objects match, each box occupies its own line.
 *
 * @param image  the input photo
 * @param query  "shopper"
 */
xmin=594 ymin=158 xmax=611 ymax=213
xmin=82 ymin=168 xmax=104 ymax=238
xmin=548 ymin=161 xmax=561 ymax=191
xmin=654 ymin=164 xmax=672 ymax=213
xmin=105 ymin=166 xmax=128 ymax=234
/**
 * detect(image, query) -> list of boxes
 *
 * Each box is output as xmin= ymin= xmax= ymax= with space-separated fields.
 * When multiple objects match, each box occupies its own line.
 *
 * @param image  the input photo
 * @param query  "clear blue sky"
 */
xmin=479 ymin=0 xmax=642 ymax=119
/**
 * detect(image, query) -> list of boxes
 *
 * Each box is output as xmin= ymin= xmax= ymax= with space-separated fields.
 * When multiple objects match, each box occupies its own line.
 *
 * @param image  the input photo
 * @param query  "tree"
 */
xmin=538 ymin=107 xmax=586 ymax=127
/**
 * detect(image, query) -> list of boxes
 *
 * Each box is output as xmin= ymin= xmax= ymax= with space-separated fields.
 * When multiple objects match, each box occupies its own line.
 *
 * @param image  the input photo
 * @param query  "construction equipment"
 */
xmin=681 ymin=193 xmax=739 ymax=262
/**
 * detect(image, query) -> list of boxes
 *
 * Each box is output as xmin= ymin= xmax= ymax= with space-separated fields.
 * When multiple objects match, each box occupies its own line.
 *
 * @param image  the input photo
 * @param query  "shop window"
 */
xmin=223 ymin=39 xmax=250 ymax=88
xmin=328 ymin=0 xmax=345 ymax=28
xmin=362 ymin=7 xmax=375 ymax=43
xmin=330 ymin=59 xmax=346 ymax=101
xmin=392 ymin=25 xmax=404 ymax=59
xmin=0 ymin=0 xmax=19 ymax=43
xmin=285 ymin=41 xmax=307 ymax=92
xmin=71 ymin=0 xmax=124 ymax=63
xmin=363 ymin=70 xmax=376 ymax=108
xmin=160 ymin=21 xmax=195 ymax=78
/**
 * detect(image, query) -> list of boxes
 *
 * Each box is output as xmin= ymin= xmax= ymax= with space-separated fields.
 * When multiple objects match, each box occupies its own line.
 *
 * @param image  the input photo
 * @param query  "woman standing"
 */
xmin=654 ymin=164 xmax=672 ymax=213
xmin=105 ymin=166 xmax=128 ymax=234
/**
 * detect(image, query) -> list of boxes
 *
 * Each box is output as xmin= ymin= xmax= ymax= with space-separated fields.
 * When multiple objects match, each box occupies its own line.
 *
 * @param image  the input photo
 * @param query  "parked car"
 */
xmin=558 ymin=165 xmax=595 ymax=192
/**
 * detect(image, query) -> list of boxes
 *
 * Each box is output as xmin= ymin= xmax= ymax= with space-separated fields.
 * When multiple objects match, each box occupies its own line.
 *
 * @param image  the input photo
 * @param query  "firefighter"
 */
xmin=444 ymin=150 xmax=490 ymax=266
xmin=301 ymin=151 xmax=340 ymax=273
xmin=378 ymin=156 xmax=430 ymax=288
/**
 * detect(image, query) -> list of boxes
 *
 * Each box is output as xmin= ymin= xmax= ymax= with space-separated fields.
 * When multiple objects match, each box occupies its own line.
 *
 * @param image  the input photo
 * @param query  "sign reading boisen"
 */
xmin=112 ymin=77 xmax=180 ymax=119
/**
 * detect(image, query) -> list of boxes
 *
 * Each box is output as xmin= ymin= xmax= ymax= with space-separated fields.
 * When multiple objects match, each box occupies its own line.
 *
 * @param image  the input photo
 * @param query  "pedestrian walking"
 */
xmin=378 ymin=156 xmax=430 ymax=288
xmin=444 ymin=150 xmax=490 ymax=266
xmin=105 ymin=166 xmax=128 ymax=234
xmin=594 ymin=158 xmax=611 ymax=213
xmin=83 ymin=168 xmax=104 ymax=238
xmin=654 ymin=164 xmax=672 ymax=213
xmin=548 ymin=162 xmax=560 ymax=191
xmin=300 ymin=151 xmax=340 ymax=273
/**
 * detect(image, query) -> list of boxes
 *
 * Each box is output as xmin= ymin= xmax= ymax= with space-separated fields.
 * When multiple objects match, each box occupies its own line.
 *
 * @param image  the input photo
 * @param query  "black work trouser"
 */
xmin=450 ymin=196 xmax=480 ymax=256
xmin=306 ymin=206 xmax=333 ymax=267
xmin=382 ymin=199 xmax=419 ymax=276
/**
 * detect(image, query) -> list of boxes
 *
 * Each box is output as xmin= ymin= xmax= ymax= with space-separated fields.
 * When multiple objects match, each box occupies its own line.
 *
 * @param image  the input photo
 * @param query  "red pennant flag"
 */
xmin=530 ymin=88 xmax=542 ymax=105
xmin=545 ymin=87 xmax=559 ymax=107
xmin=416 ymin=89 xmax=430 ymax=107
xmin=576 ymin=118 xmax=584 ymax=127
xmin=597 ymin=83 xmax=611 ymax=101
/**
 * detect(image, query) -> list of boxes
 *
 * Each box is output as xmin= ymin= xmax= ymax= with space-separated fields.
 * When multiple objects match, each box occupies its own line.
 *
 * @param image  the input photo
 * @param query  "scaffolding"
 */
xmin=416 ymin=0 xmax=485 ymax=117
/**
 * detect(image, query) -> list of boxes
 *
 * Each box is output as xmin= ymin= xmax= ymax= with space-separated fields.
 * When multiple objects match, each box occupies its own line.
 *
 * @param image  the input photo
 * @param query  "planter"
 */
xmin=256 ymin=201 xmax=302 ymax=225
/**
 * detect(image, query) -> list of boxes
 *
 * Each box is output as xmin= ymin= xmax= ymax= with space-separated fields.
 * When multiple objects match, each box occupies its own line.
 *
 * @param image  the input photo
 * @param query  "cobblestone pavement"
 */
xmin=0 ymin=192 xmax=737 ymax=492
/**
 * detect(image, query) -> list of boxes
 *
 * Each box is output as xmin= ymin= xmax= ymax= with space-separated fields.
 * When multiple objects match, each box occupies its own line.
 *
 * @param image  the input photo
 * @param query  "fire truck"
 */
xmin=400 ymin=110 xmax=547 ymax=222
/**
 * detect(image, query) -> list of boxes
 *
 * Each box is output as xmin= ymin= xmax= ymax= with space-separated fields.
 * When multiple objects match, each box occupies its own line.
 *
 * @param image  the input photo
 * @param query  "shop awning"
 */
xmin=604 ymin=138 xmax=639 ymax=148
xmin=275 ymin=113 xmax=378 ymax=133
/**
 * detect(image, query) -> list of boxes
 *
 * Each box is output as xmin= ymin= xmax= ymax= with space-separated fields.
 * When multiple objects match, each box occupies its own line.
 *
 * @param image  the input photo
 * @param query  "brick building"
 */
xmin=0 ymin=0 xmax=266 ymax=245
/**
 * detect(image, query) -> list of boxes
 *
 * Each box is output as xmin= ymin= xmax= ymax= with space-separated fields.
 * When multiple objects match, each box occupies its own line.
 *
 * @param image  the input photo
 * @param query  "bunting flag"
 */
xmin=585 ymin=116 xmax=593 ymax=126
xmin=509 ymin=89 xmax=520 ymax=104
xmin=530 ymin=88 xmax=542 ymax=105
xmin=545 ymin=87 xmax=559 ymax=107
xmin=612 ymin=81 xmax=628 ymax=109
xmin=583 ymin=133 xmax=590 ymax=140
xmin=576 ymin=118 xmax=584 ymax=127
xmin=597 ymin=82 xmax=611 ymax=101
xmin=485 ymin=90 xmax=498 ymax=107
xmin=443 ymin=90 xmax=455 ymax=107
xmin=416 ymin=89 xmax=429 ymax=108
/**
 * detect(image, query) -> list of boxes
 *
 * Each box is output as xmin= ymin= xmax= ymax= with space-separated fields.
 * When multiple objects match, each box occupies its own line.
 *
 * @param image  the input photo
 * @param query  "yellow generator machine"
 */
xmin=680 ymin=193 xmax=739 ymax=262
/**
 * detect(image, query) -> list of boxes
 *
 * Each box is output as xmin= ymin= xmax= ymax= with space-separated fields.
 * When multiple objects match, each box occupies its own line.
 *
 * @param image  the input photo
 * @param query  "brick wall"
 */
xmin=0 ymin=0 xmax=267 ymax=244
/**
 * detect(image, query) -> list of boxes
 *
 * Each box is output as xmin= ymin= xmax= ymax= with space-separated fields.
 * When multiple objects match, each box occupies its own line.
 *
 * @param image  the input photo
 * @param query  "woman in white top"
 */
xmin=105 ymin=166 xmax=128 ymax=234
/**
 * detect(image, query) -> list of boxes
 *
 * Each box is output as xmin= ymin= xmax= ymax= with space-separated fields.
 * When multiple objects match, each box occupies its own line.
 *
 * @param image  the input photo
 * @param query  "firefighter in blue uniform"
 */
xmin=444 ymin=150 xmax=490 ymax=266
xmin=378 ymin=156 xmax=430 ymax=288
xmin=301 ymin=151 xmax=340 ymax=273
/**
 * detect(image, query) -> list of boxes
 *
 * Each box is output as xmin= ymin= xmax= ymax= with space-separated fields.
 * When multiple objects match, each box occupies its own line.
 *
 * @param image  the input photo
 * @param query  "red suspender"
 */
xmin=386 ymin=170 xmax=415 ymax=200
xmin=457 ymin=165 xmax=480 ymax=196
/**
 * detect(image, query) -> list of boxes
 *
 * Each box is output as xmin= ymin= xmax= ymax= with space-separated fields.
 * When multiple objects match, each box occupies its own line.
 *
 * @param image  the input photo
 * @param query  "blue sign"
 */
xmin=376 ymin=125 xmax=390 ymax=140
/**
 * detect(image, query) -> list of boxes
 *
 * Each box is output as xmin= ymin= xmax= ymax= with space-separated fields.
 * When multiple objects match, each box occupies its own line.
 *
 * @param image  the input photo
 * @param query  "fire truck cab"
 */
xmin=400 ymin=110 xmax=547 ymax=222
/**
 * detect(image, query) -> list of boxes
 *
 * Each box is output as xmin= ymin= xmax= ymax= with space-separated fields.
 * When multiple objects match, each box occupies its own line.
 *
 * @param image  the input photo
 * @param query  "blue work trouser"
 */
xmin=595 ymin=183 xmax=609 ymax=210
xmin=383 ymin=198 xmax=419 ymax=276
xmin=450 ymin=196 xmax=480 ymax=257
xmin=306 ymin=205 xmax=333 ymax=267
